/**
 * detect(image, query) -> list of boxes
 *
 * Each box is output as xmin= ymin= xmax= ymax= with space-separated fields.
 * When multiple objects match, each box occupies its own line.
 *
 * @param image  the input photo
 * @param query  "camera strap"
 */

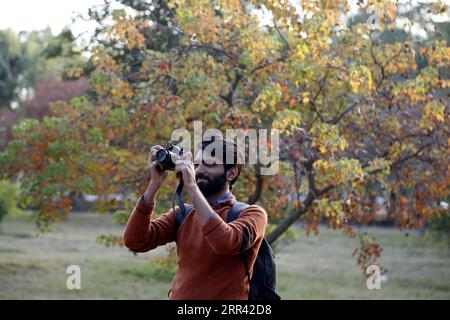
xmin=173 ymin=177 xmax=186 ymax=217
xmin=171 ymin=145 xmax=186 ymax=217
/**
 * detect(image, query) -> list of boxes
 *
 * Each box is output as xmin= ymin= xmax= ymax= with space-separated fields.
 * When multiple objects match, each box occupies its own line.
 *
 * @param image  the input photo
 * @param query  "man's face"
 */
xmin=193 ymin=151 xmax=227 ymax=197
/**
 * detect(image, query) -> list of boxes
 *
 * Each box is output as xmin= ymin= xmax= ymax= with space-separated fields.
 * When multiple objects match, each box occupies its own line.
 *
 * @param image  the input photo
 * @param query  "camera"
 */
xmin=155 ymin=143 xmax=184 ymax=170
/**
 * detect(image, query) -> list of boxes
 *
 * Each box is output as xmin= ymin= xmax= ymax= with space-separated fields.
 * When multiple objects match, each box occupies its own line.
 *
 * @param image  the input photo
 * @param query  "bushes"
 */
xmin=121 ymin=245 xmax=177 ymax=283
xmin=427 ymin=210 xmax=450 ymax=246
xmin=0 ymin=200 xmax=7 ymax=224
xmin=146 ymin=245 xmax=178 ymax=282
xmin=0 ymin=179 xmax=21 ymax=224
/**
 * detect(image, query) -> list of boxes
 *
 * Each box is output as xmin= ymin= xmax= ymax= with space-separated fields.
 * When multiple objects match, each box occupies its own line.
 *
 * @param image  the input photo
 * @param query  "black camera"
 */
xmin=155 ymin=143 xmax=184 ymax=170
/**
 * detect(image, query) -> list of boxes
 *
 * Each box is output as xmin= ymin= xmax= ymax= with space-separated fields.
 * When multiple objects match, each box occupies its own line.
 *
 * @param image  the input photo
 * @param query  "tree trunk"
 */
xmin=266 ymin=206 xmax=308 ymax=244
xmin=247 ymin=171 xmax=264 ymax=205
xmin=266 ymin=191 xmax=314 ymax=244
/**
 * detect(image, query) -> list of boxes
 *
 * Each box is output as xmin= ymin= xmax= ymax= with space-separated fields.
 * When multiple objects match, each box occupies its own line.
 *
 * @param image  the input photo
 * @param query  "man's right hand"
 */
xmin=148 ymin=145 xmax=168 ymax=187
xmin=142 ymin=145 xmax=168 ymax=206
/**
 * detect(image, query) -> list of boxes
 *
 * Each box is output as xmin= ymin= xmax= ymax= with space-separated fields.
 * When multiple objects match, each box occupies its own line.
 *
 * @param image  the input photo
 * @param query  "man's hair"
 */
xmin=199 ymin=137 xmax=244 ymax=190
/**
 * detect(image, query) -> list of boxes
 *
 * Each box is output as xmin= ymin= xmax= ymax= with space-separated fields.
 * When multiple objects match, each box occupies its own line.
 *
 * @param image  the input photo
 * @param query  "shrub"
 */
xmin=0 ymin=179 xmax=21 ymax=224
xmin=427 ymin=210 xmax=450 ymax=246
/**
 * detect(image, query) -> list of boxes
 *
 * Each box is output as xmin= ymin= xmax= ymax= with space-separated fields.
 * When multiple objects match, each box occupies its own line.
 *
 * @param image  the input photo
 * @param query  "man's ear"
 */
xmin=226 ymin=166 xmax=238 ymax=182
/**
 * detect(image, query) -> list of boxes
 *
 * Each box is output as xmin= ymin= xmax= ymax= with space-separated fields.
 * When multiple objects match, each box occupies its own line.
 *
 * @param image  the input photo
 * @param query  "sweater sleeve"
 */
xmin=123 ymin=195 xmax=177 ymax=252
xmin=200 ymin=205 xmax=268 ymax=255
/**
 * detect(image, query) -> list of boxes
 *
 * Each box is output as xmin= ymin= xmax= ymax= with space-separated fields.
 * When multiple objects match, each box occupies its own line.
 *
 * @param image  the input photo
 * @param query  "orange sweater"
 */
xmin=123 ymin=195 xmax=268 ymax=300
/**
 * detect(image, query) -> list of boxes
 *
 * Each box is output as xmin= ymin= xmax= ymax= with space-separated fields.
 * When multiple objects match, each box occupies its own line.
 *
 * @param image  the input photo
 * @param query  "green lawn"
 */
xmin=0 ymin=213 xmax=448 ymax=299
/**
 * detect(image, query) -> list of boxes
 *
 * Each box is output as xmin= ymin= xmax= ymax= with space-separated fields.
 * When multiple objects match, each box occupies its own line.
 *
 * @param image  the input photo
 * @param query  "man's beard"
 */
xmin=196 ymin=171 xmax=227 ymax=198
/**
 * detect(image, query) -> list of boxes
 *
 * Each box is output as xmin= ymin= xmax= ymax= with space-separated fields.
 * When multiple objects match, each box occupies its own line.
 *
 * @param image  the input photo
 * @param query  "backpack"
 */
xmin=175 ymin=201 xmax=281 ymax=300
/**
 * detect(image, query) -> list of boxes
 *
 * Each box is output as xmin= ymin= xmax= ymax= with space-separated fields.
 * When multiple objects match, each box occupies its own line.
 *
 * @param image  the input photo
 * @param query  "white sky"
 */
xmin=0 ymin=0 xmax=448 ymax=39
xmin=0 ymin=0 xmax=105 ymax=35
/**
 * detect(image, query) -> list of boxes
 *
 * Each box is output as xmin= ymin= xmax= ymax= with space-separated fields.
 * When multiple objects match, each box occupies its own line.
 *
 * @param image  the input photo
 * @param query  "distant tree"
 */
xmin=0 ymin=27 xmax=91 ymax=149
xmin=0 ymin=28 xmax=86 ymax=108
xmin=0 ymin=28 xmax=32 ymax=108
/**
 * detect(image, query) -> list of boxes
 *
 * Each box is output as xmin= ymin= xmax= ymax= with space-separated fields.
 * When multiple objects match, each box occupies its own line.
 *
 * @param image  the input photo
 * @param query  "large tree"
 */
xmin=1 ymin=0 xmax=448 ymax=270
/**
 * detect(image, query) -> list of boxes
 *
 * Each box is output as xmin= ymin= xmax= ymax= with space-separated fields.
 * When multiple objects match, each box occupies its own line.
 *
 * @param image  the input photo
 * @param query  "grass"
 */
xmin=0 ymin=213 xmax=448 ymax=299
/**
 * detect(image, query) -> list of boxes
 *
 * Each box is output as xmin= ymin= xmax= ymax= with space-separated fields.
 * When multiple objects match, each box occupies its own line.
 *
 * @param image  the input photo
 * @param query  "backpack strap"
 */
xmin=176 ymin=201 xmax=249 ymax=233
xmin=227 ymin=201 xmax=249 ymax=223
xmin=226 ymin=202 xmax=253 ymax=282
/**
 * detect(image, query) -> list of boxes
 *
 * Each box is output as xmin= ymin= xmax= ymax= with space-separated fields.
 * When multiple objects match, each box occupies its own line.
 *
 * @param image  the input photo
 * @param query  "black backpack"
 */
xmin=175 ymin=201 xmax=281 ymax=300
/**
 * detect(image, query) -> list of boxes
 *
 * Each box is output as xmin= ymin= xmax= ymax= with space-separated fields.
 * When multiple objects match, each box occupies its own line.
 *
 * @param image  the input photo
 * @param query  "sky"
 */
xmin=0 ymin=0 xmax=448 ymax=40
xmin=0 ymin=0 xmax=105 ymax=36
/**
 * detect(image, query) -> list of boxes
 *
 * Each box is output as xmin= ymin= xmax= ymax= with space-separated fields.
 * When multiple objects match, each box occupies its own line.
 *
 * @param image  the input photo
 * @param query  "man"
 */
xmin=123 ymin=138 xmax=268 ymax=299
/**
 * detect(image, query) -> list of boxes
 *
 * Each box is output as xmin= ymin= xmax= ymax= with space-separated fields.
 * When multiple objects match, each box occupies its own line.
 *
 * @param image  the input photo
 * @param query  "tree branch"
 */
xmin=183 ymin=44 xmax=232 ymax=60
xmin=308 ymin=69 xmax=330 ymax=122
xmin=266 ymin=134 xmax=438 ymax=244
xmin=266 ymin=202 xmax=309 ymax=244
xmin=267 ymin=157 xmax=317 ymax=244
xmin=247 ymin=165 xmax=264 ymax=204
xmin=327 ymin=101 xmax=358 ymax=125
xmin=219 ymin=69 xmax=243 ymax=107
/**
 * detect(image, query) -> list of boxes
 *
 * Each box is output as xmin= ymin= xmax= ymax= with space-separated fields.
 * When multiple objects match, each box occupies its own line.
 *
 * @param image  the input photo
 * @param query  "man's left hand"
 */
xmin=175 ymin=152 xmax=197 ymax=191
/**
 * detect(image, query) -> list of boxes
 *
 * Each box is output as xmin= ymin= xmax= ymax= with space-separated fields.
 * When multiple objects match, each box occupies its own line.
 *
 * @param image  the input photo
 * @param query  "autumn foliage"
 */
xmin=0 ymin=0 xmax=448 ymax=271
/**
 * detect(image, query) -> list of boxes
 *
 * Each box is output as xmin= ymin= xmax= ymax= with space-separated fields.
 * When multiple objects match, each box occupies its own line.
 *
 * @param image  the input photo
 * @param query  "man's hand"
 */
xmin=148 ymin=145 xmax=168 ymax=187
xmin=175 ymin=152 xmax=197 ymax=192
xmin=142 ymin=145 xmax=168 ymax=206
xmin=175 ymin=151 xmax=216 ymax=226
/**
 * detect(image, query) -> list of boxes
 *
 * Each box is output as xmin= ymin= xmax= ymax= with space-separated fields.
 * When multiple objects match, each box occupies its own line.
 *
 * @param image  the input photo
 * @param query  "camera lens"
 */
xmin=156 ymin=149 xmax=170 ymax=164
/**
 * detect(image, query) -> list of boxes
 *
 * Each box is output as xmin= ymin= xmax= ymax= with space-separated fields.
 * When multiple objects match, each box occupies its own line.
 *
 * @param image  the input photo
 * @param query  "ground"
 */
xmin=0 ymin=213 xmax=448 ymax=299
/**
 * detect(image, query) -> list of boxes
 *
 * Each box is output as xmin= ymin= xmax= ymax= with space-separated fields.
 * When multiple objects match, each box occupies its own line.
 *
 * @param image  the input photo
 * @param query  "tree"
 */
xmin=0 ymin=28 xmax=91 ymax=149
xmin=0 ymin=0 xmax=448 ymax=271
xmin=0 ymin=28 xmax=34 ymax=108
xmin=0 ymin=27 xmax=88 ymax=109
